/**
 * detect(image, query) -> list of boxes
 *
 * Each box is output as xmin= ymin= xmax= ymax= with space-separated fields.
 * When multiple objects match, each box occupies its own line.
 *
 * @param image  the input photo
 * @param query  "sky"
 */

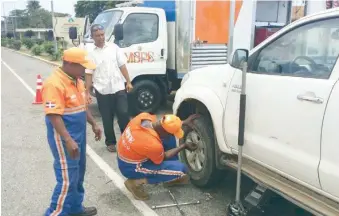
xmin=0 ymin=0 xmax=307 ymax=18
xmin=1 ymin=0 xmax=78 ymax=17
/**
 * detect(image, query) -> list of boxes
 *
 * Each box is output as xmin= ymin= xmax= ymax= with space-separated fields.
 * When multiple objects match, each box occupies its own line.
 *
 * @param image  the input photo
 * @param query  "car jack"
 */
xmin=227 ymin=184 xmax=272 ymax=216
xmin=226 ymin=50 xmax=248 ymax=216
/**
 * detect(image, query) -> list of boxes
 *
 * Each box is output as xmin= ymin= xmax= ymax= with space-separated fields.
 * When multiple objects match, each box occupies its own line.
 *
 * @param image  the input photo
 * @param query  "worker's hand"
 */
xmin=126 ymin=82 xmax=133 ymax=93
xmin=185 ymin=141 xmax=198 ymax=151
xmin=182 ymin=114 xmax=200 ymax=130
xmin=86 ymin=91 xmax=92 ymax=105
xmin=65 ymin=138 xmax=80 ymax=159
xmin=92 ymin=124 xmax=102 ymax=141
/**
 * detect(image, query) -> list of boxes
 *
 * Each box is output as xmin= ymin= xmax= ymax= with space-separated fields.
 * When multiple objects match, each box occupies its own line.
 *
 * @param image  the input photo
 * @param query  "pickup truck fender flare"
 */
xmin=173 ymin=86 xmax=231 ymax=153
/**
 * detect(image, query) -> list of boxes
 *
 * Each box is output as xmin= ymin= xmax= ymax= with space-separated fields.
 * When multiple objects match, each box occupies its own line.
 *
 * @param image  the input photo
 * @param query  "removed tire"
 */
xmin=128 ymin=80 xmax=162 ymax=115
xmin=180 ymin=115 xmax=223 ymax=188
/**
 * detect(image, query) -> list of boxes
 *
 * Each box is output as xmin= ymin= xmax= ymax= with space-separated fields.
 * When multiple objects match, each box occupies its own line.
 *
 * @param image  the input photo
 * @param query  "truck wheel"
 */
xmin=180 ymin=115 xmax=222 ymax=188
xmin=129 ymin=80 xmax=162 ymax=115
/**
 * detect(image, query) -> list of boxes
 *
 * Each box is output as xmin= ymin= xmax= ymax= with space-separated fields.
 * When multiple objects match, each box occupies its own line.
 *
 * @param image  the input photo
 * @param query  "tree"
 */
xmin=26 ymin=0 xmax=41 ymax=14
xmin=74 ymin=1 xmax=127 ymax=23
xmin=9 ymin=9 xmax=28 ymax=28
xmin=7 ymin=0 xmax=69 ymax=30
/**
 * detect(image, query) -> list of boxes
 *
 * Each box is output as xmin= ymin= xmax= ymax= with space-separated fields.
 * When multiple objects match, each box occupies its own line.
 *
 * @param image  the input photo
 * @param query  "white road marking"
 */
xmin=1 ymin=59 xmax=160 ymax=216
xmin=1 ymin=60 xmax=36 ymax=96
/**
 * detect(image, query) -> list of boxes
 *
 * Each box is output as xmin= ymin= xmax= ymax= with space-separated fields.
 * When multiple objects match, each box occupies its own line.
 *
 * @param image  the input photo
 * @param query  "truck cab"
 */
xmin=70 ymin=1 xmax=171 ymax=115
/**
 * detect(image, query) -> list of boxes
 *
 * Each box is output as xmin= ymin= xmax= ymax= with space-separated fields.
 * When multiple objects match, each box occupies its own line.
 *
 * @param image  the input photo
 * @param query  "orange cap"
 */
xmin=62 ymin=47 xmax=96 ymax=70
xmin=161 ymin=114 xmax=184 ymax=139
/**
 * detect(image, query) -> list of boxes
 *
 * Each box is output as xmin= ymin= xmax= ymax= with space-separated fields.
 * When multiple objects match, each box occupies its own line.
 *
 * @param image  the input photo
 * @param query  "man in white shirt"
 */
xmin=85 ymin=24 xmax=133 ymax=152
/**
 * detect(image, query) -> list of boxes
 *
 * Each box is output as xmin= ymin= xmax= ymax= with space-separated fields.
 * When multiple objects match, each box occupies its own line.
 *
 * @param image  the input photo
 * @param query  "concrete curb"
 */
xmin=3 ymin=47 xmax=61 ymax=67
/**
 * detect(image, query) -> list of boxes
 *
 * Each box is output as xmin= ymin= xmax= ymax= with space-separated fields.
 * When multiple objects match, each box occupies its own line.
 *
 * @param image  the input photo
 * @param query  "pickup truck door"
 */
xmin=224 ymin=17 xmax=339 ymax=189
xmin=319 ymin=67 xmax=339 ymax=199
xmin=115 ymin=9 xmax=167 ymax=81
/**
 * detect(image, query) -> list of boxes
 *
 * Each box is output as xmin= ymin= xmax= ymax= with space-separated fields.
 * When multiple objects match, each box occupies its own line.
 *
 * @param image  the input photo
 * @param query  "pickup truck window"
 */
xmin=119 ymin=13 xmax=159 ymax=48
xmin=251 ymin=17 xmax=339 ymax=79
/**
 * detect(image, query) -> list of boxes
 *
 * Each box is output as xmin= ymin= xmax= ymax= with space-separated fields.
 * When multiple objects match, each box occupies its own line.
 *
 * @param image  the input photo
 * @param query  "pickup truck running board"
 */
xmin=223 ymin=158 xmax=339 ymax=216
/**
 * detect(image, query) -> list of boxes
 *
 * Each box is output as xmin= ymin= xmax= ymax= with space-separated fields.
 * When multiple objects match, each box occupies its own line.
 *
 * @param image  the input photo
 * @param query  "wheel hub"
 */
xmin=138 ymin=90 xmax=154 ymax=108
xmin=185 ymin=131 xmax=206 ymax=172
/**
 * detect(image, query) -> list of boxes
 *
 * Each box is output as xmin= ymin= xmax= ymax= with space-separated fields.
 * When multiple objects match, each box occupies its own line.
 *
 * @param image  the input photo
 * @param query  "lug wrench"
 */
xmin=151 ymin=200 xmax=200 ymax=210
xmin=168 ymin=190 xmax=185 ymax=215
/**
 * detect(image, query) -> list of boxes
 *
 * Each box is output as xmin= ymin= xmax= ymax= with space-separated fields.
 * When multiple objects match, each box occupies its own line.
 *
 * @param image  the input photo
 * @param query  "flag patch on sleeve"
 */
xmin=45 ymin=101 xmax=56 ymax=108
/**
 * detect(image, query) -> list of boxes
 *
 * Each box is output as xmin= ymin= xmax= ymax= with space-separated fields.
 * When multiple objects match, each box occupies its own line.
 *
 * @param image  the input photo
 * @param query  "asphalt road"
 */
xmin=1 ymin=48 xmax=312 ymax=216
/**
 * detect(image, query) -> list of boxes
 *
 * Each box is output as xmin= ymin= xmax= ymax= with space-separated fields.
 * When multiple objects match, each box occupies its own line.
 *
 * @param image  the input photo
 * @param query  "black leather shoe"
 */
xmin=69 ymin=207 xmax=97 ymax=216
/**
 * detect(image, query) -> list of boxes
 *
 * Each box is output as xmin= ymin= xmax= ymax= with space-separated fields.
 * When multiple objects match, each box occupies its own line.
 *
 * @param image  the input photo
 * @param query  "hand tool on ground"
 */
xmin=168 ymin=189 xmax=185 ymax=215
xmin=151 ymin=200 xmax=200 ymax=210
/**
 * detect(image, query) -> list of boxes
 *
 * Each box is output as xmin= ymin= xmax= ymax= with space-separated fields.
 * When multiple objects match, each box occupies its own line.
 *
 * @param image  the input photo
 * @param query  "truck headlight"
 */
xmin=180 ymin=73 xmax=190 ymax=86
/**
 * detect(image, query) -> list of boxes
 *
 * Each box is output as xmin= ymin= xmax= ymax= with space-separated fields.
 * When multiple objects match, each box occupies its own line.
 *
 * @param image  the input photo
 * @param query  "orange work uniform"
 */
xmin=42 ymin=68 xmax=88 ymax=215
xmin=117 ymin=113 xmax=187 ymax=184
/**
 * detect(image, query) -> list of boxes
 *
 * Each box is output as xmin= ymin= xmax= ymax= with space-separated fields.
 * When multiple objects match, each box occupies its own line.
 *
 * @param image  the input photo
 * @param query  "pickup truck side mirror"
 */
xmin=69 ymin=27 xmax=78 ymax=40
xmin=113 ymin=24 xmax=124 ymax=41
xmin=231 ymin=49 xmax=249 ymax=69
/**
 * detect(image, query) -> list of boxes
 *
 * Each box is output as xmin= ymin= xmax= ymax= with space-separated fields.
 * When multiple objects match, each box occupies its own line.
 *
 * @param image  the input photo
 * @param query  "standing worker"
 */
xmin=85 ymin=24 xmax=133 ymax=153
xmin=42 ymin=47 xmax=102 ymax=216
xmin=117 ymin=112 xmax=199 ymax=200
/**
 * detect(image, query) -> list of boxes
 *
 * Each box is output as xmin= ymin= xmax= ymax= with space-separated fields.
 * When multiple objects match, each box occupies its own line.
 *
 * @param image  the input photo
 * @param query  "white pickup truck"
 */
xmin=173 ymin=7 xmax=339 ymax=216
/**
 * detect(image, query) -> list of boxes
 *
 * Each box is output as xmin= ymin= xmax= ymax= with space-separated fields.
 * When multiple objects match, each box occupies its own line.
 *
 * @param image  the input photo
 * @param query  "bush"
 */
xmin=43 ymin=42 xmax=55 ymax=55
xmin=51 ymin=50 xmax=62 ymax=61
xmin=1 ymin=38 xmax=8 ymax=47
xmin=12 ymin=40 xmax=22 ymax=50
xmin=24 ymin=30 xmax=34 ymax=38
xmin=7 ymin=38 xmax=14 ymax=48
xmin=6 ymin=32 xmax=14 ymax=38
xmin=58 ymin=40 xmax=68 ymax=49
xmin=22 ymin=38 xmax=35 ymax=49
xmin=34 ymin=38 xmax=44 ymax=45
xmin=31 ymin=44 xmax=43 ymax=56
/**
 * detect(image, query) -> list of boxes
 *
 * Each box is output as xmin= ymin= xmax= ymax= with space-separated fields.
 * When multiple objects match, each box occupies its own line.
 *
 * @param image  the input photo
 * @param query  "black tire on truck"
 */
xmin=180 ymin=115 xmax=223 ymax=188
xmin=128 ymin=79 xmax=162 ymax=115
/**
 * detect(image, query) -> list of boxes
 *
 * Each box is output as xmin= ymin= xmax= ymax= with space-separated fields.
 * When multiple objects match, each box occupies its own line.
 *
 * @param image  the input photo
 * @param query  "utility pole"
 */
xmin=50 ymin=0 xmax=58 ymax=53
xmin=2 ymin=2 xmax=8 ymax=35
xmin=14 ymin=3 xmax=17 ymax=39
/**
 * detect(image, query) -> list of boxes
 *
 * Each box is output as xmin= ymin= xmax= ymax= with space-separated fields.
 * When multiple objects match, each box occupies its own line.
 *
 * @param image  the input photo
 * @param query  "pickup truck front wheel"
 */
xmin=180 ymin=116 xmax=222 ymax=188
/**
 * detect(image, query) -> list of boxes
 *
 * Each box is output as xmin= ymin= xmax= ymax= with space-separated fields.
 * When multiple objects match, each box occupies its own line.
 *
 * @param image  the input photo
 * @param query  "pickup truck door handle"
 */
xmin=297 ymin=94 xmax=324 ymax=104
xmin=160 ymin=49 xmax=164 ymax=59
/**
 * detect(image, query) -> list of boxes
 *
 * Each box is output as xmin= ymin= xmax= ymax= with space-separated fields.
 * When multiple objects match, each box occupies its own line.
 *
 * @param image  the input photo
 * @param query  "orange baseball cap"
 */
xmin=161 ymin=114 xmax=184 ymax=139
xmin=62 ymin=47 xmax=96 ymax=70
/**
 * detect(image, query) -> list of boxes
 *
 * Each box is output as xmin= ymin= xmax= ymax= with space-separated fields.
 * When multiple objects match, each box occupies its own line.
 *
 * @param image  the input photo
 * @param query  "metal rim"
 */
xmin=185 ymin=130 xmax=206 ymax=172
xmin=137 ymin=89 xmax=155 ymax=109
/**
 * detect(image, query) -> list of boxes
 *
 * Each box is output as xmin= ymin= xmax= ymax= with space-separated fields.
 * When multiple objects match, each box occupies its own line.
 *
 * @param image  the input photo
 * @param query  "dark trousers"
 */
xmin=95 ymin=89 xmax=130 ymax=146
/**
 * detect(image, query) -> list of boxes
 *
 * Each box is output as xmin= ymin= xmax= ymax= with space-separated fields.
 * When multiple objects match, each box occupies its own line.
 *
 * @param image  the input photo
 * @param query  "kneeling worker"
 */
xmin=117 ymin=112 xmax=198 ymax=200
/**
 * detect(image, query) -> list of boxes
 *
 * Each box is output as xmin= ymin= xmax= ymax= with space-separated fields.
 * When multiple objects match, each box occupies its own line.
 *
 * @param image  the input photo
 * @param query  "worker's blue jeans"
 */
xmin=44 ymin=117 xmax=87 ymax=216
xmin=118 ymin=135 xmax=188 ymax=184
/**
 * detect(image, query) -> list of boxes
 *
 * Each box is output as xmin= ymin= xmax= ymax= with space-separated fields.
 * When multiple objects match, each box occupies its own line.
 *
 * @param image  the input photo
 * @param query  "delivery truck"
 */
xmin=70 ymin=0 xmax=293 ymax=115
